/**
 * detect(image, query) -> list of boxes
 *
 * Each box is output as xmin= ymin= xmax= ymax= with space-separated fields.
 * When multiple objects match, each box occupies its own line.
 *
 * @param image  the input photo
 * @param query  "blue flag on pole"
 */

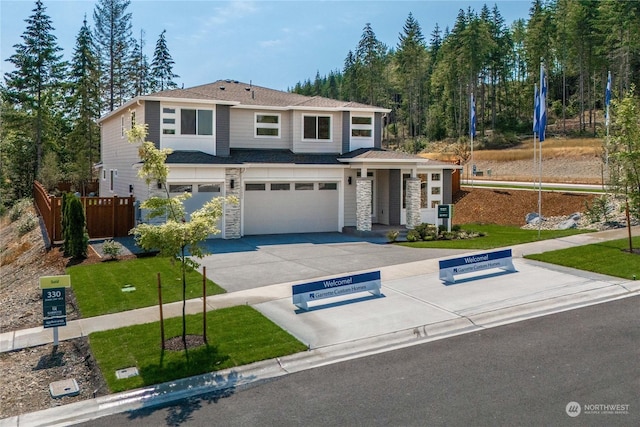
xmin=533 ymin=83 xmax=539 ymax=134
xmin=605 ymin=71 xmax=611 ymax=127
xmin=470 ymin=93 xmax=476 ymax=138
xmin=539 ymin=64 xmax=547 ymax=142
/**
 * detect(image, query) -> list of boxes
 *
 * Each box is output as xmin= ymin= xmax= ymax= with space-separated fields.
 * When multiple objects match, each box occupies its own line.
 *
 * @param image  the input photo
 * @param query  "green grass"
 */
xmin=526 ymin=236 xmax=640 ymax=280
xmin=399 ymin=224 xmax=591 ymax=250
xmin=67 ymin=257 xmax=225 ymax=317
xmin=90 ymin=305 xmax=307 ymax=393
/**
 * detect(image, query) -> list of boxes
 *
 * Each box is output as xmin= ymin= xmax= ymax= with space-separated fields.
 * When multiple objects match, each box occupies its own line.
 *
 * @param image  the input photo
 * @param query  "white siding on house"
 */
xmin=99 ymin=106 xmax=146 ymax=198
xmin=292 ymin=110 xmax=342 ymax=153
xmin=230 ymin=109 xmax=292 ymax=150
xmin=343 ymin=169 xmax=358 ymax=227
xmin=168 ymin=167 xmax=226 ymax=181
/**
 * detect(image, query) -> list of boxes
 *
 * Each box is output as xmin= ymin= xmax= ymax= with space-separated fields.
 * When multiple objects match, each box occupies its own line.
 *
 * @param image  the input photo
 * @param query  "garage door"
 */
xmin=244 ymin=182 xmax=339 ymax=235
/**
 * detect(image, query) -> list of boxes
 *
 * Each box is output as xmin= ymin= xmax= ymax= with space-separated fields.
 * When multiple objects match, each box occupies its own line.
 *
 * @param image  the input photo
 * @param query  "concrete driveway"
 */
xmin=197 ymin=233 xmax=468 ymax=292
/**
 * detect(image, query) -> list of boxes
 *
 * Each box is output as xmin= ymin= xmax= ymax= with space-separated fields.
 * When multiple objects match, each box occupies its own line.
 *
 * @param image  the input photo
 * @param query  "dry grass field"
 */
xmin=423 ymin=137 xmax=606 ymax=184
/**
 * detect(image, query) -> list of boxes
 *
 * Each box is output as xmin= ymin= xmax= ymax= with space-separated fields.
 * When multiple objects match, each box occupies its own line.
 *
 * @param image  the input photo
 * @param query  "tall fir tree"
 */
xmin=151 ymin=30 xmax=179 ymax=92
xmin=3 ymin=0 xmax=67 ymax=192
xmin=130 ymin=30 xmax=152 ymax=96
xmin=93 ymin=0 xmax=134 ymax=112
xmin=396 ymin=12 xmax=427 ymax=138
xmin=67 ymin=15 xmax=101 ymax=189
xmin=355 ymin=23 xmax=388 ymax=106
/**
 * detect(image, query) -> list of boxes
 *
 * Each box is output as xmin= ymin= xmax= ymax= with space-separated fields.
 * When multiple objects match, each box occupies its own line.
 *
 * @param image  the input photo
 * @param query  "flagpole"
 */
xmin=533 ymin=83 xmax=538 ymax=190
xmin=538 ymin=61 xmax=547 ymax=238
xmin=470 ymin=92 xmax=475 ymax=188
xmin=604 ymin=70 xmax=611 ymax=191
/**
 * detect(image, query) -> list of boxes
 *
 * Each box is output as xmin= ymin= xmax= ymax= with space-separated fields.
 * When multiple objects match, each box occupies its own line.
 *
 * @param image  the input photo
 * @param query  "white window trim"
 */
xmin=255 ymin=113 xmax=281 ymax=138
xmin=302 ymin=114 xmax=333 ymax=142
xmin=120 ymin=116 xmax=125 ymax=138
xmin=350 ymin=114 xmax=374 ymax=139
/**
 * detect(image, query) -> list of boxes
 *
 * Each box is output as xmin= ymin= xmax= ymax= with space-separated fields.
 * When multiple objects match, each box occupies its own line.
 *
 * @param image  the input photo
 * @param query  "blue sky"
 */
xmin=1 ymin=0 xmax=533 ymax=91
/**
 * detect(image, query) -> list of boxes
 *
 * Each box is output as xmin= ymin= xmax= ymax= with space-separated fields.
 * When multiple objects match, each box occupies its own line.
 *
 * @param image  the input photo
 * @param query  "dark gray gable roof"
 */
xmin=166 ymin=149 xmax=341 ymax=165
xmin=166 ymin=148 xmax=456 ymax=167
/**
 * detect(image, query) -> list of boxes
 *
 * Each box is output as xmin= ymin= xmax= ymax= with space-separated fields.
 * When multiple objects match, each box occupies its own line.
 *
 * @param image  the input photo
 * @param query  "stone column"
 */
xmin=224 ymin=168 xmax=241 ymax=239
xmin=356 ymin=178 xmax=372 ymax=232
xmin=405 ymin=177 xmax=421 ymax=229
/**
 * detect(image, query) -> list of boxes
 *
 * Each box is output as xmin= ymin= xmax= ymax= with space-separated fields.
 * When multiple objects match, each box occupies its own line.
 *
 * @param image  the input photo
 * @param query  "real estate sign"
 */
xmin=292 ymin=271 xmax=381 ymax=310
xmin=40 ymin=275 xmax=70 ymax=329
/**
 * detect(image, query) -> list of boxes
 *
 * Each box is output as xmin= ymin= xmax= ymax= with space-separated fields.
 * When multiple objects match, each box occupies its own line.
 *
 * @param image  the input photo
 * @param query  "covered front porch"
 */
xmin=339 ymin=148 xmax=459 ymax=233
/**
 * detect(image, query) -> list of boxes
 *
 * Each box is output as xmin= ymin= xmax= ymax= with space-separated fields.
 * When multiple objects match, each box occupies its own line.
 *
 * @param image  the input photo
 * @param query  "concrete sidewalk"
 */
xmin=1 ymin=227 xmax=639 ymax=426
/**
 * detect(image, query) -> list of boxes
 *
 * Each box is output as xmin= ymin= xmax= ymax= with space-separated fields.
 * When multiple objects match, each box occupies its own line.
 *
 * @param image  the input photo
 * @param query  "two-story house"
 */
xmin=97 ymin=80 xmax=461 ymax=238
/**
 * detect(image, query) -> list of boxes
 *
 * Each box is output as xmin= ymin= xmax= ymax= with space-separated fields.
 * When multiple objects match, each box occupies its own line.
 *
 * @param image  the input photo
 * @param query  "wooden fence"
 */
xmin=34 ymin=181 xmax=135 ymax=243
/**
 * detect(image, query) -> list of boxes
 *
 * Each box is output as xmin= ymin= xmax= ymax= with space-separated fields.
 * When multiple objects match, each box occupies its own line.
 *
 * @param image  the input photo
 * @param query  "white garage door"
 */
xmin=244 ymin=182 xmax=339 ymax=235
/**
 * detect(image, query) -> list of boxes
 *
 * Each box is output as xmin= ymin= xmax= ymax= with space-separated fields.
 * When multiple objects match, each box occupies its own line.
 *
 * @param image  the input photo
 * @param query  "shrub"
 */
xmin=17 ymin=212 xmax=38 ymax=235
xmin=386 ymin=230 xmax=400 ymax=243
xmin=415 ymin=223 xmax=438 ymax=240
xmin=9 ymin=198 xmax=33 ymax=222
xmin=406 ymin=229 xmax=421 ymax=242
xmin=63 ymin=193 xmax=88 ymax=259
xmin=584 ymin=196 xmax=611 ymax=223
xmin=102 ymin=240 xmax=123 ymax=259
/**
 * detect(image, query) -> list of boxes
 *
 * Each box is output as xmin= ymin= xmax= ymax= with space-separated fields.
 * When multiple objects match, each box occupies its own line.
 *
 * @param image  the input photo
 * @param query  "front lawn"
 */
xmin=525 ymin=236 xmax=640 ymax=280
xmin=90 ymin=305 xmax=307 ymax=392
xmin=399 ymin=224 xmax=591 ymax=250
xmin=68 ymin=257 xmax=225 ymax=317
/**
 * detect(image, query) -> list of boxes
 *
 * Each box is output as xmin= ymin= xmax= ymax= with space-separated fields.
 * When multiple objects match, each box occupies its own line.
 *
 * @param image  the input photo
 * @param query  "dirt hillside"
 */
xmin=453 ymin=188 xmax=596 ymax=226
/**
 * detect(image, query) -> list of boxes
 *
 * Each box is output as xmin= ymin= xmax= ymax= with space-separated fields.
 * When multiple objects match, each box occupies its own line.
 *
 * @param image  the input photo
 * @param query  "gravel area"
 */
xmin=0 ymin=213 xmax=107 ymax=419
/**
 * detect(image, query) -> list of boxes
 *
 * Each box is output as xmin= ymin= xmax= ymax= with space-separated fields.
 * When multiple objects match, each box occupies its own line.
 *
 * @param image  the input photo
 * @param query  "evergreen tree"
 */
xmin=3 ymin=0 xmax=67 ymax=185
xmin=131 ymin=30 xmax=152 ymax=96
xmin=67 ymin=16 xmax=101 ymax=190
xmin=93 ymin=0 xmax=134 ymax=112
xmin=396 ymin=12 xmax=427 ymax=138
xmin=355 ymin=23 xmax=388 ymax=106
xmin=150 ymin=29 xmax=179 ymax=92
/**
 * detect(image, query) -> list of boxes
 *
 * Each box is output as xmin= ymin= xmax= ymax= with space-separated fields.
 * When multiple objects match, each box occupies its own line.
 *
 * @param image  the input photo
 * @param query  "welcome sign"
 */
xmin=292 ymin=271 xmax=381 ymax=310
xmin=439 ymin=249 xmax=516 ymax=283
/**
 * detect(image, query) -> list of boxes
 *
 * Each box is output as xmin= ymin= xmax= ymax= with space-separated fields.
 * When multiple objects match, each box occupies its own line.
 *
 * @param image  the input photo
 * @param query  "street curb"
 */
xmin=2 ymin=288 xmax=639 ymax=427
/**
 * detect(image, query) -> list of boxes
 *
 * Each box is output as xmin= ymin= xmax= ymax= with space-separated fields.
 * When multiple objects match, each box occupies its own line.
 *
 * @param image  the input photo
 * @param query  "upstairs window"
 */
xmin=255 ymin=113 xmax=281 ymax=138
xmin=351 ymin=116 xmax=372 ymax=137
xmin=303 ymin=115 xmax=331 ymax=141
xmin=181 ymin=109 xmax=213 ymax=135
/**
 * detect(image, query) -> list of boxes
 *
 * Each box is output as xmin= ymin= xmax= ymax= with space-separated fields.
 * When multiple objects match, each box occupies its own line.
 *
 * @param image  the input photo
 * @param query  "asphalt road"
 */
xmin=81 ymin=295 xmax=639 ymax=427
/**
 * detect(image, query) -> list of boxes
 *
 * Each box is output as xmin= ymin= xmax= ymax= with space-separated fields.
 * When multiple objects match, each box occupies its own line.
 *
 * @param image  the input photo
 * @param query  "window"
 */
xmin=431 ymin=187 xmax=441 ymax=195
xmin=255 ymin=114 xmax=280 ymax=137
xmin=102 ymin=170 xmax=106 ymax=181
xmin=303 ymin=115 xmax=331 ymax=141
xmin=431 ymin=173 xmax=441 ymax=181
xmin=319 ymin=182 xmax=337 ymax=190
xmin=351 ymin=116 xmax=373 ymax=138
xmin=120 ymin=116 xmax=125 ymax=137
xmin=431 ymin=201 xmax=440 ymax=208
xmin=295 ymin=183 xmax=314 ymax=190
xmin=198 ymin=184 xmax=221 ymax=193
xmin=180 ymin=109 xmax=213 ymax=135
xmin=162 ymin=106 xmax=176 ymax=135
xmin=245 ymin=183 xmax=266 ymax=191
xmin=270 ymin=183 xmax=290 ymax=191
xmin=110 ymin=170 xmax=116 ymax=192
xmin=169 ymin=184 xmax=192 ymax=193
xmin=130 ymin=110 xmax=136 ymax=128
